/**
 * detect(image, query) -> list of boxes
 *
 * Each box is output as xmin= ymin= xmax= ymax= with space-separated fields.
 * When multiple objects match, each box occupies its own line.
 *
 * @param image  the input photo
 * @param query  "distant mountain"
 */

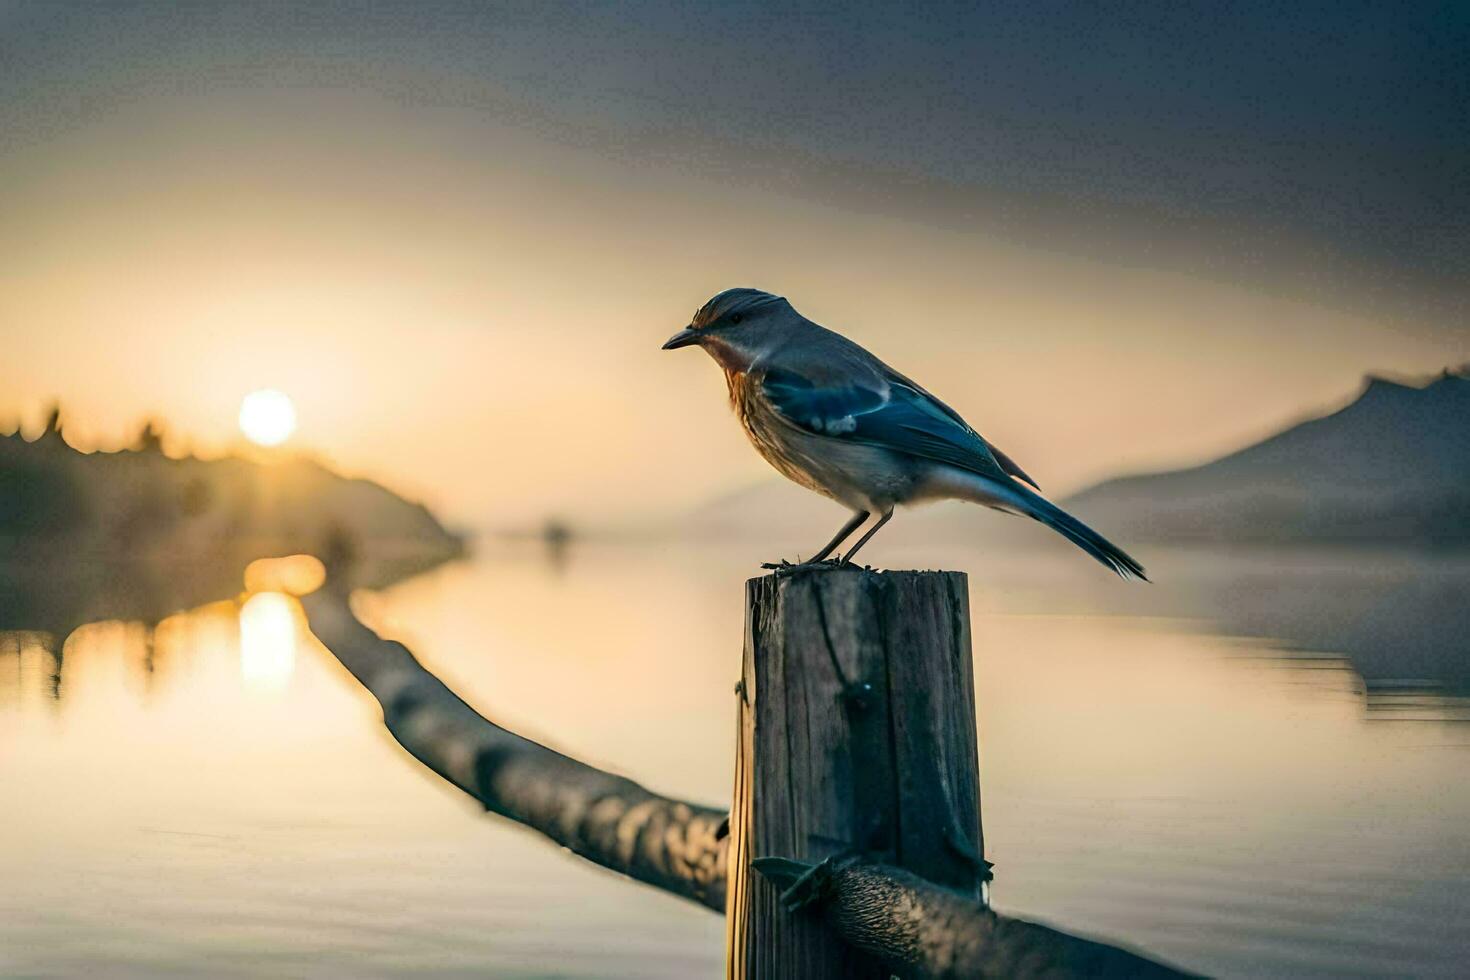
xmin=1068 ymin=370 xmax=1470 ymax=545
xmin=0 ymin=417 xmax=464 ymax=631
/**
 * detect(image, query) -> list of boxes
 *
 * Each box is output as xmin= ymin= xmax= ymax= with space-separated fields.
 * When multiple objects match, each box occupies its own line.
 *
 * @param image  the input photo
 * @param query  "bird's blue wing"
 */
xmin=760 ymin=370 xmax=886 ymax=434
xmin=760 ymin=368 xmax=1014 ymax=483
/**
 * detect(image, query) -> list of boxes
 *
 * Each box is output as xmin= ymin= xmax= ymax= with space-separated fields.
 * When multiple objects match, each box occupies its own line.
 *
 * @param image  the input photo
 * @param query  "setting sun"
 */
xmin=238 ymin=388 xmax=297 ymax=447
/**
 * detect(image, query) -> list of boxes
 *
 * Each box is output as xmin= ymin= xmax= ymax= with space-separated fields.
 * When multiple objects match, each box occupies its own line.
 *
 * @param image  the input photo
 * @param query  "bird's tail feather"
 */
xmin=932 ymin=469 xmax=1149 ymax=581
xmin=1020 ymin=490 xmax=1148 ymax=581
xmin=983 ymin=481 xmax=1147 ymax=581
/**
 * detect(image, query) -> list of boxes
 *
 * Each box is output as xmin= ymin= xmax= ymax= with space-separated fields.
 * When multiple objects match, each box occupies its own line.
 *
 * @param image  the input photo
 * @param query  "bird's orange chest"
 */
xmin=732 ymin=370 xmax=788 ymax=445
xmin=725 ymin=369 xmax=756 ymax=425
xmin=726 ymin=370 xmax=786 ymax=455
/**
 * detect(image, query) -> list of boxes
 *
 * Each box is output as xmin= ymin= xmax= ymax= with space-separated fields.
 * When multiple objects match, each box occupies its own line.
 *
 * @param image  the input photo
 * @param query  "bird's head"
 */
xmin=662 ymin=287 xmax=797 ymax=371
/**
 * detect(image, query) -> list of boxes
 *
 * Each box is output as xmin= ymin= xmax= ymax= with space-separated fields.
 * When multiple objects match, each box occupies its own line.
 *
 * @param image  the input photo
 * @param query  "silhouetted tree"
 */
xmin=132 ymin=419 xmax=164 ymax=453
xmin=29 ymin=402 xmax=65 ymax=448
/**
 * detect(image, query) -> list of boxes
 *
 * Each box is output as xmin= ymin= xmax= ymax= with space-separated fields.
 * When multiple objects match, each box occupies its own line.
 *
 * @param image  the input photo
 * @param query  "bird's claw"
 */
xmin=761 ymin=558 xmax=844 ymax=576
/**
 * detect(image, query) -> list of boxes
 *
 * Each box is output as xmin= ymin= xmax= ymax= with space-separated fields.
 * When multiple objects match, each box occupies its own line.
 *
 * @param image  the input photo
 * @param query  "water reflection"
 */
xmin=1177 ymin=548 xmax=1470 ymax=694
xmin=1364 ymin=684 xmax=1470 ymax=724
xmin=6 ymin=537 xmax=1467 ymax=716
xmin=239 ymin=593 xmax=298 ymax=692
xmin=0 ymin=632 xmax=59 ymax=706
xmin=1 ymin=540 xmax=1467 ymax=978
xmin=917 ymin=542 xmax=1470 ymax=712
xmin=0 ymin=548 xmax=434 ymax=640
xmin=0 ymin=594 xmax=312 ymax=707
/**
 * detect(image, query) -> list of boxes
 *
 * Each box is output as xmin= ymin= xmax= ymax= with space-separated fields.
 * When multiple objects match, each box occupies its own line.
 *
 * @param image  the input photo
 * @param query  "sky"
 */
xmin=1 ymin=2 xmax=1466 ymax=529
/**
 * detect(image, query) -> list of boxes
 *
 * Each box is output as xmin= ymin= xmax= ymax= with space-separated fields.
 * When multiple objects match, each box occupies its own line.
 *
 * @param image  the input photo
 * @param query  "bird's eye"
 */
xmin=730 ymin=313 xmax=744 ymax=324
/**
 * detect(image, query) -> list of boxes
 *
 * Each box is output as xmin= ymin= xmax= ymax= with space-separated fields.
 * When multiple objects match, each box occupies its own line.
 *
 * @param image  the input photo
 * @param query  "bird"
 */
xmin=662 ymin=287 xmax=1148 ymax=580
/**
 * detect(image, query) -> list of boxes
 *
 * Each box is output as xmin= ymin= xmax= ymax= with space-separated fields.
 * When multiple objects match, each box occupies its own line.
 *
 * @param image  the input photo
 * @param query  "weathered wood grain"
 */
xmin=818 ymin=860 xmax=1192 ymax=979
xmin=726 ymin=568 xmax=987 ymax=979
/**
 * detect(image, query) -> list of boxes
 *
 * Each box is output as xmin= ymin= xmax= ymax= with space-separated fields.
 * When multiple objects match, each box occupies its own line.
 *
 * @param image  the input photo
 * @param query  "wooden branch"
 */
xmin=301 ymin=588 xmax=728 ymax=911
xmin=757 ymin=857 xmax=1193 ymax=979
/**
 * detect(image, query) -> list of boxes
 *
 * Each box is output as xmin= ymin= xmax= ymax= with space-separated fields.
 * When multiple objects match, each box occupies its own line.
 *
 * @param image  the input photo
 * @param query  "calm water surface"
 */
xmin=2 ymin=538 xmax=1467 ymax=978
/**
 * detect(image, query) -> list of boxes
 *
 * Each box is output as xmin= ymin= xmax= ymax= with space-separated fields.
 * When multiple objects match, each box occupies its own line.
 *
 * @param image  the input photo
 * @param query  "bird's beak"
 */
xmin=661 ymin=326 xmax=699 ymax=351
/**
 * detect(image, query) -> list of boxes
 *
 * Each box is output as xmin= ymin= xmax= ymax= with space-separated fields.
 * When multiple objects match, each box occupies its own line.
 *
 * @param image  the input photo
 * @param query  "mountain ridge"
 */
xmin=1067 ymin=369 xmax=1470 ymax=545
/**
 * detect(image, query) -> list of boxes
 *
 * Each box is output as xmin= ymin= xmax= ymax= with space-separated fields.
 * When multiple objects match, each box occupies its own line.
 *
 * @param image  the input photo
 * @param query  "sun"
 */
xmin=238 ymin=389 xmax=298 ymax=447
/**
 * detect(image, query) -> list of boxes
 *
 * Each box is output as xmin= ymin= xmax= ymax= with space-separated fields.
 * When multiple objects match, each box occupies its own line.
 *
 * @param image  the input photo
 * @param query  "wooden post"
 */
xmin=726 ymin=568 xmax=985 ymax=979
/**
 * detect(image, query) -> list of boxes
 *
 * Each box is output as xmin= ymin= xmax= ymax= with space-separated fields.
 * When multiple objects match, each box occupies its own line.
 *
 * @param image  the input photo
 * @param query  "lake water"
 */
xmin=2 ymin=538 xmax=1467 ymax=978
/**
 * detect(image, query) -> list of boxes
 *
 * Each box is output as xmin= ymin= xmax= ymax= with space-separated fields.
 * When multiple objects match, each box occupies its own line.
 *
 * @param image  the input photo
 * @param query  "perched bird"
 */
xmin=662 ymin=287 xmax=1147 ymax=580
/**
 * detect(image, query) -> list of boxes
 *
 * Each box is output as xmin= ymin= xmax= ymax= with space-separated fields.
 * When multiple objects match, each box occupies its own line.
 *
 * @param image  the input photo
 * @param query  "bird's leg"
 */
xmin=762 ymin=510 xmax=868 ymax=571
xmin=839 ymin=508 xmax=893 ymax=566
xmin=809 ymin=510 xmax=869 ymax=564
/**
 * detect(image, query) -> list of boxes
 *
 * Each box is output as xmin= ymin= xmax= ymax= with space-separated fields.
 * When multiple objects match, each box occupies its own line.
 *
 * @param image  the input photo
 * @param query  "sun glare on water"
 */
xmin=238 ymin=388 xmax=297 ymax=447
xmin=239 ymin=591 xmax=298 ymax=691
